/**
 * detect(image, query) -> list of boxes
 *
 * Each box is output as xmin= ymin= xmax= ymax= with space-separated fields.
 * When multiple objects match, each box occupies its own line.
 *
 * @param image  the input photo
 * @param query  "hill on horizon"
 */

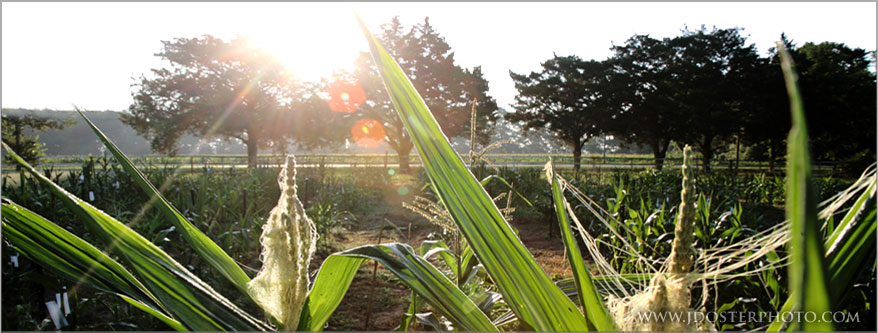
xmin=1 ymin=108 xmax=633 ymax=157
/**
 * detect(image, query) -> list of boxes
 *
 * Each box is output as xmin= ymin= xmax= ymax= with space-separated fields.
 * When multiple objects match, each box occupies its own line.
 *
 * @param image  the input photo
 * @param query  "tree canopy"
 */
xmin=508 ymin=28 xmax=874 ymax=173
xmin=606 ymin=34 xmax=682 ymax=170
xmin=792 ymin=41 xmax=877 ymax=171
xmin=669 ymin=27 xmax=762 ymax=170
xmin=507 ymin=55 xmax=613 ymax=171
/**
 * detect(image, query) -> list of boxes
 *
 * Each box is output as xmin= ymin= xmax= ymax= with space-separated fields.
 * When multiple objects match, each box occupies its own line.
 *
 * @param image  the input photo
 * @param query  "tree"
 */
xmin=669 ymin=27 xmax=762 ymax=171
xmin=352 ymin=17 xmax=499 ymax=172
xmin=1 ymin=110 xmax=73 ymax=165
xmin=739 ymin=36 xmax=792 ymax=172
xmin=741 ymin=37 xmax=876 ymax=174
xmin=606 ymin=34 xmax=683 ymax=170
xmin=790 ymin=41 xmax=876 ymax=172
xmin=125 ymin=35 xmax=334 ymax=168
xmin=507 ymin=55 xmax=613 ymax=171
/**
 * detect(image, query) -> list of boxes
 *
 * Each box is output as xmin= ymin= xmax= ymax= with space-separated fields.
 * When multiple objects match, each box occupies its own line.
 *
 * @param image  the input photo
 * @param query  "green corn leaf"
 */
xmin=298 ymin=243 xmax=497 ymax=331
xmin=398 ymin=290 xmax=424 ymax=331
xmin=824 ymin=180 xmax=876 ymax=306
xmin=2 ymin=142 xmax=270 ymax=331
xmin=548 ymin=160 xmax=617 ymax=331
xmin=75 ymin=108 xmax=251 ymax=295
xmin=768 ymin=175 xmax=876 ymax=331
xmin=419 ymin=240 xmax=460 ymax=276
xmin=116 ymin=295 xmax=188 ymax=331
xmin=356 ymin=15 xmax=589 ymax=331
xmin=1 ymin=201 xmax=184 ymax=331
xmin=776 ymin=42 xmax=833 ymax=331
xmin=480 ymin=175 xmax=534 ymax=206
xmin=296 ymin=255 xmax=366 ymax=331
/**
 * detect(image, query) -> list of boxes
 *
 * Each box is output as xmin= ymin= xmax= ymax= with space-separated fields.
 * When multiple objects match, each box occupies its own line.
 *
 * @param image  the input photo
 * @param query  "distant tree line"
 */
xmin=125 ymin=17 xmax=497 ymax=171
xmin=103 ymin=20 xmax=875 ymax=173
xmin=508 ymin=27 xmax=876 ymax=172
xmin=1 ymin=111 xmax=74 ymax=165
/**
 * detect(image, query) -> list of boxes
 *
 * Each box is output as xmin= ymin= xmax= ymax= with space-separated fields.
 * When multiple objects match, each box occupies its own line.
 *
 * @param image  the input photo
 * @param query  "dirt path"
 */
xmin=319 ymin=207 xmax=573 ymax=331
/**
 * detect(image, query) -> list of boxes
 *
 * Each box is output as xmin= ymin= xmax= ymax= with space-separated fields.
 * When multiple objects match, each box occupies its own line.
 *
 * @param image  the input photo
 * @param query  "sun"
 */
xmin=247 ymin=8 xmax=365 ymax=83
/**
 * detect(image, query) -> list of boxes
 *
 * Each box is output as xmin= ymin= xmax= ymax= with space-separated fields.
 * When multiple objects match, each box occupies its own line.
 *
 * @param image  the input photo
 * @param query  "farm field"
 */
xmin=3 ymin=155 xmax=873 ymax=330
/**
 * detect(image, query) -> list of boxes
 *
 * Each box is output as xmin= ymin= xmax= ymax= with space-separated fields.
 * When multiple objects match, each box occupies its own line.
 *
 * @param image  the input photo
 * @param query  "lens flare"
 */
xmin=326 ymin=79 xmax=365 ymax=113
xmin=350 ymin=118 xmax=386 ymax=148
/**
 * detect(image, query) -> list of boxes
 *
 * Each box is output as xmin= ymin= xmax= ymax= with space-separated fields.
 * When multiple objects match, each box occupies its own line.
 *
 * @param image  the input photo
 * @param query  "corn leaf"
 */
xmin=548 ymin=160 xmax=617 ymax=331
xmin=824 ymin=180 xmax=876 ymax=306
xmin=356 ymin=15 xmax=589 ymax=331
xmin=75 ymin=109 xmax=251 ymax=295
xmin=2 ymin=142 xmax=270 ymax=331
xmin=298 ymin=243 xmax=498 ymax=331
xmin=297 ymin=255 xmax=366 ymax=331
xmin=1 ymin=201 xmax=185 ymax=331
xmin=398 ymin=290 xmax=424 ymax=331
xmin=776 ymin=43 xmax=833 ymax=331
xmin=419 ymin=240 xmax=460 ymax=276
xmin=768 ymin=176 xmax=876 ymax=331
xmin=480 ymin=175 xmax=533 ymax=206
xmin=117 ymin=295 xmax=188 ymax=331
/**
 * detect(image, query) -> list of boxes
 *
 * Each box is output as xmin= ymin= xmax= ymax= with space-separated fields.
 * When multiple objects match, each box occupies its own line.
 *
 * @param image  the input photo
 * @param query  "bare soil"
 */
xmin=319 ymin=206 xmax=572 ymax=331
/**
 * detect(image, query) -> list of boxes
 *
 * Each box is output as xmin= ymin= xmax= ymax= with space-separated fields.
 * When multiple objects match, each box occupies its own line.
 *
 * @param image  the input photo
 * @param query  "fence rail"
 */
xmin=3 ymin=153 xmax=844 ymax=175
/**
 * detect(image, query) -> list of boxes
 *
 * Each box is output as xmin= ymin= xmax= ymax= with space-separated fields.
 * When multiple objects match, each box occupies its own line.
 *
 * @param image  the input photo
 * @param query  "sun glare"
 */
xmin=351 ymin=118 xmax=385 ymax=148
xmin=246 ymin=7 xmax=365 ymax=83
xmin=327 ymin=79 xmax=365 ymax=113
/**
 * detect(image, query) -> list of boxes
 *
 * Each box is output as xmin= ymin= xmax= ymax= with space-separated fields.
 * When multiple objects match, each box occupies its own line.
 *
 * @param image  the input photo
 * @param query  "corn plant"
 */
xmin=2 ymin=17 xmax=875 ymax=332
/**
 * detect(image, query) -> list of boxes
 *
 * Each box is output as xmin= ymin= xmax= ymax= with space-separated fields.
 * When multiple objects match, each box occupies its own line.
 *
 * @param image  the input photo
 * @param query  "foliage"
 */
xmin=669 ymin=27 xmax=762 ymax=171
xmin=788 ymin=40 xmax=877 ymax=173
xmin=0 ymin=151 xmax=375 ymax=331
xmin=774 ymin=40 xmax=832 ymax=331
xmin=125 ymin=35 xmax=343 ymax=168
xmin=605 ymin=33 xmax=681 ymax=170
xmin=507 ymin=55 xmax=612 ymax=171
xmin=1 ymin=110 xmax=74 ymax=165
xmin=511 ymin=28 xmax=875 ymax=173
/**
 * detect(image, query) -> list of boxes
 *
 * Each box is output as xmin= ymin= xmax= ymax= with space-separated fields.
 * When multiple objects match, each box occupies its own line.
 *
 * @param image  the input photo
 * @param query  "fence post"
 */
xmin=190 ymin=156 xmax=194 ymax=173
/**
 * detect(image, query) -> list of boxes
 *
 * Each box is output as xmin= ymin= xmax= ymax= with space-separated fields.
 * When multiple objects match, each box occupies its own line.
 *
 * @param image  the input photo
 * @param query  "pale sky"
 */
xmin=2 ymin=2 xmax=876 ymax=112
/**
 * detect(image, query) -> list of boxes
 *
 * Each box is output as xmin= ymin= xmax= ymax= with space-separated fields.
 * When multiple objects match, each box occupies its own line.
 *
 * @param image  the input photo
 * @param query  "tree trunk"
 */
xmin=652 ymin=139 xmax=670 ymax=171
xmin=13 ymin=124 xmax=23 ymax=170
xmin=572 ymin=141 xmax=583 ymax=172
xmin=397 ymin=139 xmax=414 ymax=173
xmin=767 ymin=142 xmax=776 ymax=173
xmin=13 ymin=124 xmax=22 ymax=150
xmin=734 ymin=134 xmax=741 ymax=174
xmin=246 ymin=133 xmax=258 ymax=169
xmin=700 ymin=136 xmax=714 ymax=172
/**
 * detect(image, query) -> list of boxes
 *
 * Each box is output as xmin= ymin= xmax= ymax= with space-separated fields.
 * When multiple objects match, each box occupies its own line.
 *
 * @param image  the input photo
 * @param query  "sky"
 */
xmin=2 ymin=2 xmax=876 ymax=112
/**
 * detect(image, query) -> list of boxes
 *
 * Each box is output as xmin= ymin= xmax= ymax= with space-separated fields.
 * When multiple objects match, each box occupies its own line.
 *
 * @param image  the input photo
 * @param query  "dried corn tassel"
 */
xmin=608 ymin=146 xmax=712 ymax=331
xmin=668 ymin=145 xmax=697 ymax=275
xmin=248 ymin=156 xmax=317 ymax=330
